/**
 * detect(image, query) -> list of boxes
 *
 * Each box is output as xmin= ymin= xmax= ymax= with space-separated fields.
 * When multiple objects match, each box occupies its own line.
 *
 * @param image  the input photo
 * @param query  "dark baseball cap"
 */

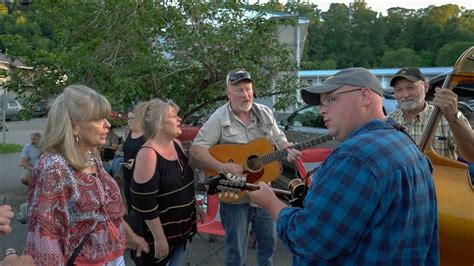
xmin=301 ymin=67 xmax=383 ymax=106
xmin=390 ymin=67 xmax=426 ymax=86
xmin=226 ymin=69 xmax=252 ymax=85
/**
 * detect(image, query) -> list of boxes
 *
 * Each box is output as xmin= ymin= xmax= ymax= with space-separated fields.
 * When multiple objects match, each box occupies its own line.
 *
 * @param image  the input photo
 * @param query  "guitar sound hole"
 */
xmin=247 ymin=155 xmax=263 ymax=172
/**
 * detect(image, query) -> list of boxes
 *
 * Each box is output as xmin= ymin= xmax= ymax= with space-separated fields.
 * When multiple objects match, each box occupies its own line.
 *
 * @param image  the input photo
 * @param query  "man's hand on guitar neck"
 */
xmin=282 ymin=142 xmax=302 ymax=163
xmin=248 ymin=182 xmax=287 ymax=221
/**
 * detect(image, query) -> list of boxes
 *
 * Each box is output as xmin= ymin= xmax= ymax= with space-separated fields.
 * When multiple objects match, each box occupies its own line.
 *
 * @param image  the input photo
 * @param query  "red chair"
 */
xmin=296 ymin=147 xmax=333 ymax=185
xmin=187 ymin=193 xmax=226 ymax=265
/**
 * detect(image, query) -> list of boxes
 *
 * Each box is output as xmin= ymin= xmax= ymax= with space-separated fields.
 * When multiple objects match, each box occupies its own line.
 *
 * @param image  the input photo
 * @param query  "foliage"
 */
xmin=435 ymin=41 xmax=474 ymax=66
xmin=381 ymin=48 xmax=421 ymax=67
xmin=281 ymin=2 xmax=473 ymax=70
xmin=0 ymin=143 xmax=23 ymax=154
xmin=1 ymin=1 xmax=299 ymax=123
xmin=0 ymin=1 xmax=472 ymax=120
xmin=109 ymin=111 xmax=127 ymax=128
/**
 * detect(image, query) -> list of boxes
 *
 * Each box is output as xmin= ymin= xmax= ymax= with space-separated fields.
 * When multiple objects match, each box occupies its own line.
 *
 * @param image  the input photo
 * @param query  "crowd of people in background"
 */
xmin=1 ymin=65 xmax=472 ymax=266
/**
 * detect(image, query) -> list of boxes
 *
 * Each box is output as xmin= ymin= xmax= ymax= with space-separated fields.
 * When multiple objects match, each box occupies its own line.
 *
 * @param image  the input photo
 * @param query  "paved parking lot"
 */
xmin=0 ymin=118 xmax=294 ymax=265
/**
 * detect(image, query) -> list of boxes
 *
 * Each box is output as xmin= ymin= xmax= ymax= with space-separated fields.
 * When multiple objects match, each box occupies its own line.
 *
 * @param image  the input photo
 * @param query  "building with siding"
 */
xmin=299 ymin=67 xmax=452 ymax=91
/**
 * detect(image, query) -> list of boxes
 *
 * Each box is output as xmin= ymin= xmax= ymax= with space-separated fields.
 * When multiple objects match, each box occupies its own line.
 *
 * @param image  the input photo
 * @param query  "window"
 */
xmin=8 ymin=100 xmax=19 ymax=108
xmin=289 ymin=106 xmax=326 ymax=128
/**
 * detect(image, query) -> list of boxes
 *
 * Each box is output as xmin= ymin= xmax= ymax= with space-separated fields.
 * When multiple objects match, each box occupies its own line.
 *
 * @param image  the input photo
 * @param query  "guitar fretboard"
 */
xmin=257 ymin=135 xmax=334 ymax=165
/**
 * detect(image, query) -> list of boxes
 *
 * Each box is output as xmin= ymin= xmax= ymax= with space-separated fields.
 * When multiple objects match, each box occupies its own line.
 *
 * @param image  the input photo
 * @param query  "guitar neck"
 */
xmin=244 ymin=183 xmax=291 ymax=196
xmin=260 ymin=135 xmax=334 ymax=164
xmin=243 ymin=183 xmax=292 ymax=199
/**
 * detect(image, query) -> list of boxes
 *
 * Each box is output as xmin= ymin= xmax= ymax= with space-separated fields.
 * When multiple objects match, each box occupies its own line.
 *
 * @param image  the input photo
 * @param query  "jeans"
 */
xmin=110 ymin=156 xmax=124 ymax=177
xmin=105 ymin=255 xmax=124 ymax=266
xmin=167 ymin=242 xmax=186 ymax=266
xmin=220 ymin=202 xmax=276 ymax=266
xmin=103 ymin=156 xmax=124 ymax=178
xmin=130 ymin=241 xmax=186 ymax=266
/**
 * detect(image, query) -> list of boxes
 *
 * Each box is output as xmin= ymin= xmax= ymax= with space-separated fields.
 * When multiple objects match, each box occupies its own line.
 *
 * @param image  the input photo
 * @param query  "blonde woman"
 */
xmin=121 ymin=103 xmax=147 ymax=212
xmin=131 ymin=99 xmax=204 ymax=265
xmin=25 ymin=85 xmax=148 ymax=265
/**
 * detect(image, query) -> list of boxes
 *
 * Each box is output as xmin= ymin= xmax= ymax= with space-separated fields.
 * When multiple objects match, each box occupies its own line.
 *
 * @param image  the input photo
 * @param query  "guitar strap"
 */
xmin=252 ymin=103 xmax=280 ymax=150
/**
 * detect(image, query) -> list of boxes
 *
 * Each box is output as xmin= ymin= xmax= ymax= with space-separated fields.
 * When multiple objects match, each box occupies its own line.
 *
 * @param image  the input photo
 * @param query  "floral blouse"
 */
xmin=25 ymin=153 xmax=126 ymax=266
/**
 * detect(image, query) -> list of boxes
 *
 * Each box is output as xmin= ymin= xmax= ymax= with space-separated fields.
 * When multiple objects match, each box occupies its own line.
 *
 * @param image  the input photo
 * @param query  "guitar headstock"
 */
xmin=205 ymin=172 xmax=247 ymax=199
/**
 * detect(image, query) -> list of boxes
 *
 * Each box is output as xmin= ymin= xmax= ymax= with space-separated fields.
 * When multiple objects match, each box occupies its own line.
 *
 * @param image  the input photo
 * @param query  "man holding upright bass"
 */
xmin=190 ymin=68 xmax=300 ymax=265
xmin=248 ymin=67 xmax=439 ymax=265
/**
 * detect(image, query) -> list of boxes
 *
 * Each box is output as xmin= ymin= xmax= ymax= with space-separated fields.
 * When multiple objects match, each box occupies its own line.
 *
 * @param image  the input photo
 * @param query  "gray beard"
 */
xmin=399 ymin=99 xmax=420 ymax=112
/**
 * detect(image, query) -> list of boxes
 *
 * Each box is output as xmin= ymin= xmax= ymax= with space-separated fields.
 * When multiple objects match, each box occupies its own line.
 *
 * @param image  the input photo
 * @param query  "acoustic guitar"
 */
xmin=417 ymin=46 xmax=474 ymax=265
xmin=205 ymin=135 xmax=334 ymax=203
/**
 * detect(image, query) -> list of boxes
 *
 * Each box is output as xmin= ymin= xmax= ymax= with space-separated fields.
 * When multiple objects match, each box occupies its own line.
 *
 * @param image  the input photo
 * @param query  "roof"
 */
xmin=0 ymin=53 xmax=33 ymax=70
xmin=299 ymin=67 xmax=452 ymax=78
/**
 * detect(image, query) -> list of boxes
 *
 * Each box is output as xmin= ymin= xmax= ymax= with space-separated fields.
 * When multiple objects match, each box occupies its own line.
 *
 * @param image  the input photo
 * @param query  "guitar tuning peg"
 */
xmin=241 ymin=176 xmax=246 ymax=182
xmin=233 ymin=193 xmax=239 ymax=200
xmin=226 ymin=173 xmax=232 ymax=179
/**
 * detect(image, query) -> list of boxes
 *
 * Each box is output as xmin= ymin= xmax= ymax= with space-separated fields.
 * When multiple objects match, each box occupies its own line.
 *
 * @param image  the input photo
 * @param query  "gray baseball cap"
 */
xmin=301 ymin=67 xmax=383 ymax=106
xmin=226 ymin=69 xmax=252 ymax=85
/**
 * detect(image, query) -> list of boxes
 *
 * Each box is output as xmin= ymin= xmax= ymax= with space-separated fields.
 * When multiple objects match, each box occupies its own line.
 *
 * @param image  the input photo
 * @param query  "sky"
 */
xmin=311 ymin=0 xmax=473 ymax=15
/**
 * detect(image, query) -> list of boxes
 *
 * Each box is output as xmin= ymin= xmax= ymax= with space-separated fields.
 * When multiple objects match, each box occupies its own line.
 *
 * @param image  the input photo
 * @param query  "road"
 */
xmin=0 ymin=118 xmax=294 ymax=265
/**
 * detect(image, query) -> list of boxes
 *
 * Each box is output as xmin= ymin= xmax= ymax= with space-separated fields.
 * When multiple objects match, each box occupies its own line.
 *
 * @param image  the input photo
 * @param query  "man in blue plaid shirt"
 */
xmin=248 ymin=67 xmax=439 ymax=265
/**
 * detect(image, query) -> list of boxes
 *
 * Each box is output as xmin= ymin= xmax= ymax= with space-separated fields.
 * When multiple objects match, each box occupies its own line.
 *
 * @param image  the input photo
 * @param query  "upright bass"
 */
xmin=417 ymin=46 xmax=474 ymax=265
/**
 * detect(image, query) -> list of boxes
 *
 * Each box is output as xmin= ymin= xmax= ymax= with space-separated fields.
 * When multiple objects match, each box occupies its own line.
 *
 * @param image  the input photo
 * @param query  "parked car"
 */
xmin=279 ymin=96 xmax=397 ymax=147
xmin=32 ymin=100 xmax=49 ymax=117
xmin=0 ymin=99 xmax=23 ymax=120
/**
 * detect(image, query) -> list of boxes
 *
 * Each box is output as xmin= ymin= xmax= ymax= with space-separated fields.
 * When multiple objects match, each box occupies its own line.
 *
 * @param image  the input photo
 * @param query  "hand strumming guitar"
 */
xmin=220 ymin=162 xmax=244 ymax=177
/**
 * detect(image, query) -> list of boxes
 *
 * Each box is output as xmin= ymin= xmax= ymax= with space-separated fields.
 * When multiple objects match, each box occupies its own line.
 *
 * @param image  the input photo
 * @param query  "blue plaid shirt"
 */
xmin=278 ymin=118 xmax=439 ymax=265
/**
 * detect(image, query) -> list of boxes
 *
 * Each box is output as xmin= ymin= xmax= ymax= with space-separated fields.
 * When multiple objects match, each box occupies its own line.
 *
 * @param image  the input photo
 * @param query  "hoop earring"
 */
xmin=74 ymin=135 xmax=79 ymax=143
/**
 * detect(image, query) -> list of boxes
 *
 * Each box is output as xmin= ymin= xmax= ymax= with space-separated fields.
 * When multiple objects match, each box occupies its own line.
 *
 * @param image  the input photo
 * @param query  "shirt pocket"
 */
xmin=253 ymin=124 xmax=271 ymax=138
xmin=222 ymin=126 xmax=245 ymax=143
xmin=222 ymin=126 xmax=244 ymax=138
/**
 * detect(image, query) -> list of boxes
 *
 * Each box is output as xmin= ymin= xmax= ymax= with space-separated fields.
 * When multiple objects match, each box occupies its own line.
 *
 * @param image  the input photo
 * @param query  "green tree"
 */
xmin=4 ymin=1 xmax=300 ymax=122
xmin=436 ymin=41 xmax=473 ymax=66
xmin=348 ymin=1 xmax=378 ymax=68
xmin=320 ymin=3 xmax=351 ymax=68
xmin=381 ymin=48 xmax=421 ymax=67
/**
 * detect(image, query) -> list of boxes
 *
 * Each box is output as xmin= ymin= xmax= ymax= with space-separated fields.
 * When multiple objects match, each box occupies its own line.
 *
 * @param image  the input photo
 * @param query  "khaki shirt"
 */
xmin=193 ymin=102 xmax=288 ymax=204
xmin=193 ymin=102 xmax=287 ymax=148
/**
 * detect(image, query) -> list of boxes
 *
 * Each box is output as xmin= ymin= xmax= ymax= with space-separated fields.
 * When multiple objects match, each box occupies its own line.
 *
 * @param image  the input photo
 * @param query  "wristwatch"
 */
xmin=453 ymin=111 xmax=462 ymax=120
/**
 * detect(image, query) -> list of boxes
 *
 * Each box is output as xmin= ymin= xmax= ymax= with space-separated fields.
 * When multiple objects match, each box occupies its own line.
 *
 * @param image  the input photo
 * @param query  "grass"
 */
xmin=0 ymin=143 xmax=23 ymax=154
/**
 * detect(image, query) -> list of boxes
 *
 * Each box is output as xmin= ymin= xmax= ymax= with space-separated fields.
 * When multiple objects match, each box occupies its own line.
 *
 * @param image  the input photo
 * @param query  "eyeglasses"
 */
xmin=321 ymin=88 xmax=363 ymax=108
xmin=228 ymin=71 xmax=251 ymax=84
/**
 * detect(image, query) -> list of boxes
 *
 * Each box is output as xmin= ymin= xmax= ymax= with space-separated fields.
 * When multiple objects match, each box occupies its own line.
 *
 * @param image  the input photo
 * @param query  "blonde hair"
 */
xmin=135 ymin=98 xmax=179 ymax=140
xmin=40 ymin=85 xmax=111 ymax=170
xmin=130 ymin=101 xmax=148 ymax=133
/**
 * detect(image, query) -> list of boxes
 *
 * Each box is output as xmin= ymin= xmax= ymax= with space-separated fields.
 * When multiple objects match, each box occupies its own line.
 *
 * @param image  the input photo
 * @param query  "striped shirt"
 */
xmin=277 ymin=118 xmax=439 ymax=265
xmin=390 ymin=104 xmax=457 ymax=159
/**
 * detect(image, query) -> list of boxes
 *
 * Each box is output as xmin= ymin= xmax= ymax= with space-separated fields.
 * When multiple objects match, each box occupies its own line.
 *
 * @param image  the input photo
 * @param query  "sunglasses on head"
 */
xmin=228 ymin=71 xmax=251 ymax=83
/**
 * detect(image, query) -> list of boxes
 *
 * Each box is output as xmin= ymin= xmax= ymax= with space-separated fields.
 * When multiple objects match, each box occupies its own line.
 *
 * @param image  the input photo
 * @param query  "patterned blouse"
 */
xmin=25 ymin=153 xmax=126 ymax=266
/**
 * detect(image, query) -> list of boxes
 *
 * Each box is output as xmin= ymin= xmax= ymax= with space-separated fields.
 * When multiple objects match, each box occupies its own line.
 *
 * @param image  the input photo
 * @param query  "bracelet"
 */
xmin=5 ymin=248 xmax=16 ymax=256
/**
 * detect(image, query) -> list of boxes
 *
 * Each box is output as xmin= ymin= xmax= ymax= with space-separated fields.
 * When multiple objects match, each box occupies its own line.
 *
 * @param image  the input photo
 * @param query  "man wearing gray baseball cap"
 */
xmin=301 ymin=67 xmax=384 ymax=107
xmin=248 ymin=67 xmax=438 ymax=265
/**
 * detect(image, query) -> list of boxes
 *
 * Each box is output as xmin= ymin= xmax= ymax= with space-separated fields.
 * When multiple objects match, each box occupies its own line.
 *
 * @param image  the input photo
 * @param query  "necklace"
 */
xmin=87 ymin=150 xmax=95 ymax=166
